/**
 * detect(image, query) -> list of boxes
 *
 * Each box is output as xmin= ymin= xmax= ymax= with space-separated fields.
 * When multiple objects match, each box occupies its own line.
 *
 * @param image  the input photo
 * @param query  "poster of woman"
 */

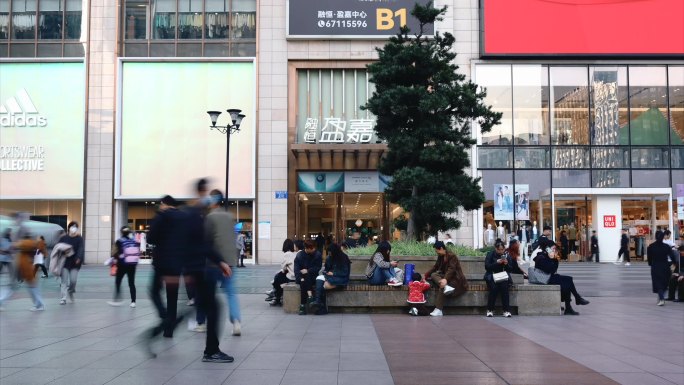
xmin=494 ymin=184 xmax=514 ymax=220
xmin=515 ymin=184 xmax=530 ymax=221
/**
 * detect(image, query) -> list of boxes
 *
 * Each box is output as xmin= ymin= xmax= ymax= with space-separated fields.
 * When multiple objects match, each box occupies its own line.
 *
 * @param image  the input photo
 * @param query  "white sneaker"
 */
xmin=186 ymin=299 xmax=195 ymax=306
xmin=68 ymin=292 xmax=74 ymax=303
xmin=59 ymin=299 xmax=66 ymax=305
xmin=409 ymin=307 xmax=418 ymax=316
xmin=107 ymin=301 xmax=123 ymax=307
xmin=187 ymin=319 xmax=198 ymax=331
xmin=443 ymin=285 xmax=455 ymax=295
xmin=130 ymin=302 xmax=136 ymax=308
xmin=624 ymin=263 xmax=631 ymax=266
xmin=657 ymin=300 xmax=665 ymax=306
xmin=486 ymin=310 xmax=494 ymax=317
xmin=503 ymin=311 xmax=512 ymax=318
xmin=232 ymin=321 xmax=241 ymax=336
xmin=193 ymin=324 xmax=207 ymax=333
xmin=429 ymin=308 xmax=443 ymax=317
xmin=30 ymin=305 xmax=45 ymax=312
xmin=387 ymin=278 xmax=402 ymax=287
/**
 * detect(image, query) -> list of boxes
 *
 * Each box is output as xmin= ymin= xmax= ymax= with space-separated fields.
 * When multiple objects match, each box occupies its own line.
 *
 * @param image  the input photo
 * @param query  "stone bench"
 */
xmin=282 ymin=281 xmax=561 ymax=316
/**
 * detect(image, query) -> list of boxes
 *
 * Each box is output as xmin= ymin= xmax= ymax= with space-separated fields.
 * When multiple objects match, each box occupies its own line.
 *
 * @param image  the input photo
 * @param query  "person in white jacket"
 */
xmin=266 ymin=239 xmax=298 ymax=306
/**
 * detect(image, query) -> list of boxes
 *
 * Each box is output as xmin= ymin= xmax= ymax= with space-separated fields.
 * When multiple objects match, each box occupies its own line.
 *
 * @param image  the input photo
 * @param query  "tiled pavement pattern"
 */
xmin=0 ymin=263 xmax=682 ymax=384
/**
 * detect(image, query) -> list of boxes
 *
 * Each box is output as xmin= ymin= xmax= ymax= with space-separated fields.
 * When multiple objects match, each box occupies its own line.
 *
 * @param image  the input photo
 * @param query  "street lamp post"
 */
xmin=206 ymin=109 xmax=245 ymax=210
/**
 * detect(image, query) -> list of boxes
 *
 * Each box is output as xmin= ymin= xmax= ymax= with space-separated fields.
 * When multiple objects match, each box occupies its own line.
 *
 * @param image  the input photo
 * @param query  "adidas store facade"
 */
xmin=0 ymin=60 xmax=86 ymax=233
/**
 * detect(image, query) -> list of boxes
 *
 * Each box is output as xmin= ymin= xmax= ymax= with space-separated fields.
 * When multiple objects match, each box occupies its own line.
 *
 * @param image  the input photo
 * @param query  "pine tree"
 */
xmin=364 ymin=2 xmax=501 ymax=240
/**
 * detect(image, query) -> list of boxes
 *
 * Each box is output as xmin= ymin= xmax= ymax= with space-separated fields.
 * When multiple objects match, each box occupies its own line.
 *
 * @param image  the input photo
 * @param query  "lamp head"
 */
xmin=235 ymin=114 xmax=246 ymax=129
xmin=226 ymin=109 xmax=242 ymax=125
xmin=207 ymin=111 xmax=221 ymax=127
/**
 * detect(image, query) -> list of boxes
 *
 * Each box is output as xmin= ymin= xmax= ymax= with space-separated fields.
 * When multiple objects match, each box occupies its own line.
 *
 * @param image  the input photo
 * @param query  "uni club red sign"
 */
xmin=603 ymin=215 xmax=616 ymax=228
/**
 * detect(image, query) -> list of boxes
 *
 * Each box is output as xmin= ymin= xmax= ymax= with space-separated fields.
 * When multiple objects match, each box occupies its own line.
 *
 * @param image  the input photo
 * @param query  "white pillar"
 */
xmin=592 ymin=195 xmax=622 ymax=263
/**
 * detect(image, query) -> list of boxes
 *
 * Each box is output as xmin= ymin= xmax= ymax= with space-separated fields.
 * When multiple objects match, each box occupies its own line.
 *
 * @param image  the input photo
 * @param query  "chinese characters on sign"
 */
xmin=303 ymin=117 xmax=376 ymax=144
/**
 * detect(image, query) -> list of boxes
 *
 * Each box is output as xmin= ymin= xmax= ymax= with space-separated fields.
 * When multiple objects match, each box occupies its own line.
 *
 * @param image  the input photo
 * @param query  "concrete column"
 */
xmin=592 ymin=195 xmax=622 ymax=263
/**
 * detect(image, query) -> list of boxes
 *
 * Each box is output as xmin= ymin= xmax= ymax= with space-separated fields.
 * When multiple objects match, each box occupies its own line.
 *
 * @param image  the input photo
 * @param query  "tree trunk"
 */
xmin=406 ymin=185 xmax=418 ymax=240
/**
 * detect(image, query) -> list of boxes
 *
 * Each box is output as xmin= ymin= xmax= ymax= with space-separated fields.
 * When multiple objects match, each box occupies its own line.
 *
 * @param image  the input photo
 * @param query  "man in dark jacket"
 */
xmin=590 ymin=231 xmax=599 ymax=262
xmin=424 ymin=241 xmax=468 ymax=317
xmin=668 ymin=245 xmax=684 ymax=302
xmin=293 ymin=240 xmax=322 ymax=315
xmin=615 ymin=229 xmax=630 ymax=266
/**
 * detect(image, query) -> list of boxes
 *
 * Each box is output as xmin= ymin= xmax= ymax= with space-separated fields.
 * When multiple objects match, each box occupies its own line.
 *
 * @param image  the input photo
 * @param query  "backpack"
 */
xmin=119 ymin=238 xmax=141 ymax=264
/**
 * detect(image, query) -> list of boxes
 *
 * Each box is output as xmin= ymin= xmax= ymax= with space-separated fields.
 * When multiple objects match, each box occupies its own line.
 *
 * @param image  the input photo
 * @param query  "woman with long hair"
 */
xmin=266 ymin=239 xmax=298 ymax=306
xmin=506 ymin=239 xmax=527 ymax=278
xmin=365 ymin=241 xmax=400 ymax=286
xmin=310 ymin=243 xmax=351 ymax=315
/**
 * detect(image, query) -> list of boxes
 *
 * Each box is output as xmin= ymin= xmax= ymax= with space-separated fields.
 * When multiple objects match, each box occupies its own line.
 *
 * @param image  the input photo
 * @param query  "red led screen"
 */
xmin=482 ymin=0 xmax=684 ymax=56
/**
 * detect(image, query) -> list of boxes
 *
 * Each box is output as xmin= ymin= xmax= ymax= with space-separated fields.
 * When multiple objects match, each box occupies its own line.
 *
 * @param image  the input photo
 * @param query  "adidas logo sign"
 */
xmin=0 ymin=89 xmax=48 ymax=128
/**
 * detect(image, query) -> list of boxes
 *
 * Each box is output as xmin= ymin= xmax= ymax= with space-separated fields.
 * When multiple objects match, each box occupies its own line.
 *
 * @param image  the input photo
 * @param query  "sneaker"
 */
xmin=613 ymin=261 xmax=622 ymax=265
xmin=232 ymin=321 xmax=241 ymax=336
xmin=429 ymin=308 xmax=443 ymax=317
xmin=68 ymin=292 xmax=74 ymax=303
xmin=624 ymin=262 xmax=631 ymax=266
xmin=298 ymin=304 xmax=307 ymax=315
xmin=503 ymin=311 xmax=512 ymax=318
xmin=59 ymin=299 xmax=66 ymax=305
xmin=41 ymin=275 xmax=48 ymax=278
xmin=564 ymin=308 xmax=580 ymax=315
xmin=186 ymin=299 xmax=195 ymax=306
xmin=30 ymin=305 xmax=45 ymax=312
xmin=486 ymin=310 xmax=494 ymax=317
xmin=443 ymin=285 xmax=455 ymax=295
xmin=130 ymin=302 xmax=136 ymax=308
xmin=107 ymin=301 xmax=124 ymax=307
xmin=657 ymin=300 xmax=665 ymax=306
xmin=202 ymin=351 xmax=234 ymax=363
xmin=193 ymin=324 xmax=207 ymax=333
xmin=187 ymin=319 xmax=198 ymax=331
xmin=575 ymin=297 xmax=590 ymax=306
xmin=269 ymin=298 xmax=282 ymax=306
xmin=387 ymin=278 xmax=402 ymax=287
xmin=409 ymin=307 xmax=418 ymax=316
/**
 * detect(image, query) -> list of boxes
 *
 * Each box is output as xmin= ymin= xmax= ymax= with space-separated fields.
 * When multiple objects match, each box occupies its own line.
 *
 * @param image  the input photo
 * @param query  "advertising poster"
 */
xmin=514 ymin=184 xmax=530 ymax=221
xmin=678 ymin=197 xmax=684 ymax=220
xmin=297 ymin=172 xmax=344 ymax=192
xmin=676 ymin=184 xmax=684 ymax=198
xmin=0 ymin=62 xmax=85 ymax=199
xmin=345 ymin=171 xmax=379 ymax=192
xmin=493 ymin=184 xmax=514 ymax=220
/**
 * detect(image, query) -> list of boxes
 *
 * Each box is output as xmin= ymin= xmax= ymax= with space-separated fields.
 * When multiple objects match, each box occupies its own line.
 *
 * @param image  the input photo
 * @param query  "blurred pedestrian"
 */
xmin=108 ymin=226 xmax=140 ymax=308
xmin=0 ymin=233 xmax=45 ymax=311
xmin=33 ymin=236 xmax=48 ymax=278
xmin=58 ymin=221 xmax=84 ymax=305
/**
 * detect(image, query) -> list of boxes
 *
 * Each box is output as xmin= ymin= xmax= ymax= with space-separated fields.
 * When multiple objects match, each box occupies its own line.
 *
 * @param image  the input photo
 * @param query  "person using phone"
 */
xmin=484 ymin=239 xmax=513 ymax=318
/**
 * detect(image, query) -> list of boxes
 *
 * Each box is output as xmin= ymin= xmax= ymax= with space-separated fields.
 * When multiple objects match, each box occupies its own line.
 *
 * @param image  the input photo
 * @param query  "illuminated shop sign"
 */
xmin=302 ymin=117 xmax=377 ymax=144
xmin=482 ymin=0 xmax=684 ymax=56
xmin=0 ymin=62 xmax=85 ymax=198
xmin=287 ymin=0 xmax=434 ymax=39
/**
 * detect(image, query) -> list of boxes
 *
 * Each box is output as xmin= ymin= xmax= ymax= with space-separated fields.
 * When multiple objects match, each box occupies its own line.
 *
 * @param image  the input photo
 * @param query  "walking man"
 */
xmin=615 ymin=228 xmax=630 ymax=266
xmin=590 ymin=230 xmax=599 ymax=263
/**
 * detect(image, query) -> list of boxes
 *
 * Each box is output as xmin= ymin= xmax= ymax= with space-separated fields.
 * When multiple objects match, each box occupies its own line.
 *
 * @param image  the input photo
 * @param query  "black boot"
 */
xmin=564 ymin=301 xmax=580 ymax=315
xmin=575 ymin=296 xmax=590 ymax=306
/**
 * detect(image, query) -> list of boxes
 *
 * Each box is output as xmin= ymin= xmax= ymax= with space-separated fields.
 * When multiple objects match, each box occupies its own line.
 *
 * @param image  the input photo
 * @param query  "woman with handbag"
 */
xmin=532 ymin=239 xmax=590 ymax=315
xmin=484 ymin=239 xmax=513 ymax=317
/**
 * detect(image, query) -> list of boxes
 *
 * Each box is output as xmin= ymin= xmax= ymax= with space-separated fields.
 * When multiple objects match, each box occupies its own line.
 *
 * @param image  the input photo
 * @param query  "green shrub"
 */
xmin=345 ymin=241 xmax=486 ymax=257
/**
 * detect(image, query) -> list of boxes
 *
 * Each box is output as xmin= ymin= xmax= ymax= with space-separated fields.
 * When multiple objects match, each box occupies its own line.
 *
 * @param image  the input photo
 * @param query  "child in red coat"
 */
xmin=407 ymin=272 xmax=431 ymax=316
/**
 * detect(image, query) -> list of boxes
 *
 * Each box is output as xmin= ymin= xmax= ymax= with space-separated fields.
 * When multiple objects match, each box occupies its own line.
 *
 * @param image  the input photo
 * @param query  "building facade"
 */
xmin=1 ymin=0 xmax=682 ymax=264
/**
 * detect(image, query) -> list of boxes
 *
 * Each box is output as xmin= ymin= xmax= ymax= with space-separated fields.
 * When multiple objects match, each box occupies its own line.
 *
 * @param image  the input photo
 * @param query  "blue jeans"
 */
xmin=197 ymin=267 xmax=241 ymax=324
xmin=368 ymin=265 xmax=395 ymax=285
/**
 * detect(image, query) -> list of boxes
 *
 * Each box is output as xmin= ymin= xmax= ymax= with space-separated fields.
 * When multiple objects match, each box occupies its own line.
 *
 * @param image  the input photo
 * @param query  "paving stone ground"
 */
xmin=0 ymin=262 xmax=682 ymax=385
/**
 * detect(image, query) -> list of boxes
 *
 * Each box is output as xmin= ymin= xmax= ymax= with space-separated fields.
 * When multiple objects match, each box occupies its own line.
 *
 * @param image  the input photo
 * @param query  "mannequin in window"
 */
xmin=568 ymin=223 xmax=577 ymax=254
xmin=485 ymin=224 xmax=495 ymax=247
xmin=517 ymin=224 xmax=531 ymax=261
xmin=497 ymin=221 xmax=506 ymax=243
xmin=532 ymin=221 xmax=539 ymax=242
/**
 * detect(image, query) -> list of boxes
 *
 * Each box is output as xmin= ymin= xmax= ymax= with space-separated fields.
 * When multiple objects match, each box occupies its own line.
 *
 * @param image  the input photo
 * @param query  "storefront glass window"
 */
xmin=514 ymin=170 xmax=550 ymax=200
xmin=0 ymin=200 xmax=82 ymax=234
xmin=478 ymin=147 xmax=511 ymax=168
xmin=591 ymin=147 xmax=629 ymax=168
xmin=1 ymin=0 xmax=10 ymax=39
xmin=125 ymin=0 xmax=148 ymax=39
xmin=552 ymin=170 xmax=590 ymax=187
xmin=477 ymin=65 xmax=512 ymax=145
xmin=38 ymin=0 xmax=62 ymax=39
xmin=631 ymin=170 xmax=670 ymax=188
xmin=64 ymin=0 xmax=80 ymax=39
xmin=592 ymin=170 xmax=629 ymax=188
xmin=231 ymin=0 xmax=255 ymax=39
xmin=552 ymin=146 xmax=589 ymax=168
xmin=669 ymin=66 xmax=684 ymax=145
xmin=514 ymin=147 xmax=549 ymax=168
xmin=178 ymin=0 xmax=202 ymax=39
xmin=590 ymin=66 xmax=628 ymax=145
xmin=672 ymin=147 xmax=684 ymax=168
xmin=631 ymin=147 xmax=669 ymax=168
xmin=550 ymin=66 xmax=590 ymax=145
xmin=12 ymin=0 xmax=36 ymax=39
xmin=205 ymin=0 xmax=227 ymax=38
xmin=153 ymin=0 xmax=176 ymax=39
xmin=513 ymin=65 xmax=549 ymax=145
xmin=629 ymin=66 xmax=669 ymax=145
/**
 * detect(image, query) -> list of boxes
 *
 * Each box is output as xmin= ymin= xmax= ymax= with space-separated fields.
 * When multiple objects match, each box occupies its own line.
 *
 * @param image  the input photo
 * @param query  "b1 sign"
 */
xmin=603 ymin=215 xmax=616 ymax=228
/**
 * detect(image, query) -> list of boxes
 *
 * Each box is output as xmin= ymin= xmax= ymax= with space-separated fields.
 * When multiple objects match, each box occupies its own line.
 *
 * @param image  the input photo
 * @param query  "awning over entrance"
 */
xmin=290 ymin=144 xmax=386 ymax=170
